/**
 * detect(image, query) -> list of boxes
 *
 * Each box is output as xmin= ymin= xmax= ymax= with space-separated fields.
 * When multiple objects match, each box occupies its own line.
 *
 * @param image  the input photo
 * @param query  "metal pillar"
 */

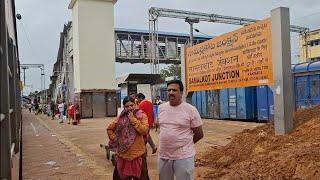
xmin=20 ymin=64 xmax=45 ymax=101
xmin=185 ymin=18 xmax=199 ymax=45
xmin=271 ymin=7 xmax=294 ymax=135
xmin=180 ymin=45 xmax=187 ymax=101
xmin=22 ymin=67 xmax=27 ymax=86
xmin=40 ymin=67 xmax=45 ymax=103
xmin=149 ymin=15 xmax=160 ymax=74
xmin=22 ymin=67 xmax=27 ymax=96
xmin=44 ymin=72 xmax=46 ymax=104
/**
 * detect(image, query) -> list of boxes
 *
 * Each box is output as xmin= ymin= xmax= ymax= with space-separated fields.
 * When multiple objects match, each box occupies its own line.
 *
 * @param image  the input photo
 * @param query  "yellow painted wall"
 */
xmin=299 ymin=29 xmax=320 ymax=62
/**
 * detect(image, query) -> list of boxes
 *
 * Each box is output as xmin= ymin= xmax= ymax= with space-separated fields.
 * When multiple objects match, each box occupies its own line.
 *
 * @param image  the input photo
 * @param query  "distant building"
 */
xmin=49 ymin=0 xmax=118 ymax=118
xmin=116 ymin=73 xmax=162 ymax=108
xmin=299 ymin=29 xmax=320 ymax=62
xmin=49 ymin=22 xmax=73 ymax=104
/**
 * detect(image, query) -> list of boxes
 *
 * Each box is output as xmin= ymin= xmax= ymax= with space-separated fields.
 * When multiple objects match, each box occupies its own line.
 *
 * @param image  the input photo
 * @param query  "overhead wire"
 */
xmin=18 ymin=20 xmax=44 ymax=94
xmin=19 ymin=20 xmax=38 ymax=61
xmin=292 ymin=11 xmax=320 ymax=21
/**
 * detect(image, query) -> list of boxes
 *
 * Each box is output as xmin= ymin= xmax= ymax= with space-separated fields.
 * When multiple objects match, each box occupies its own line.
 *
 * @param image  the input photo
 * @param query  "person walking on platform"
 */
xmin=27 ymin=102 xmax=32 ymax=113
xmin=107 ymin=96 xmax=150 ymax=180
xmin=130 ymin=92 xmax=139 ymax=106
xmin=157 ymin=80 xmax=204 ymax=180
xmin=34 ymin=102 xmax=39 ymax=115
xmin=154 ymin=96 xmax=162 ymax=105
xmin=136 ymin=93 xmax=157 ymax=154
xmin=50 ymin=101 xmax=55 ymax=120
xmin=153 ymin=96 xmax=162 ymax=132
xmin=67 ymin=102 xmax=74 ymax=124
xmin=58 ymin=101 xmax=65 ymax=123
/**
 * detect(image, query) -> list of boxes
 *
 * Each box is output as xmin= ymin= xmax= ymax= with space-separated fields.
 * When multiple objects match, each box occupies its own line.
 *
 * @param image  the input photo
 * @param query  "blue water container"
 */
xmin=213 ymin=90 xmax=220 ymax=119
xmin=201 ymin=91 xmax=208 ymax=118
xmin=206 ymin=90 xmax=214 ymax=119
xmin=295 ymin=76 xmax=310 ymax=109
xmin=308 ymin=61 xmax=320 ymax=106
xmin=196 ymin=91 xmax=202 ymax=115
xmin=293 ymin=62 xmax=311 ymax=109
xmin=192 ymin=91 xmax=197 ymax=108
xmin=256 ymin=85 xmax=274 ymax=121
xmin=228 ymin=88 xmax=237 ymax=119
xmin=268 ymin=86 xmax=274 ymax=120
xmin=219 ymin=89 xmax=229 ymax=119
xmin=236 ymin=87 xmax=257 ymax=120
xmin=310 ymin=74 xmax=320 ymax=106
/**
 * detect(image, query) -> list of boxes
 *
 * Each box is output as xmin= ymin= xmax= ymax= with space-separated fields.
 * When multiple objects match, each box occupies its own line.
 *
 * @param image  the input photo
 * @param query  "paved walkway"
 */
xmin=22 ymin=109 xmax=263 ymax=179
xmin=22 ymin=110 xmax=98 ymax=180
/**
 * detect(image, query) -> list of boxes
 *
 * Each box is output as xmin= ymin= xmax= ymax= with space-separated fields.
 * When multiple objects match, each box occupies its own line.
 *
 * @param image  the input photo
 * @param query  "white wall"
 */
xmin=71 ymin=1 xmax=81 ymax=93
xmin=120 ymin=84 xmax=128 ymax=108
xmin=77 ymin=0 xmax=116 ymax=90
xmin=137 ymin=84 xmax=152 ymax=101
xmin=67 ymin=25 xmax=75 ymax=102
xmin=70 ymin=0 xmax=116 ymax=92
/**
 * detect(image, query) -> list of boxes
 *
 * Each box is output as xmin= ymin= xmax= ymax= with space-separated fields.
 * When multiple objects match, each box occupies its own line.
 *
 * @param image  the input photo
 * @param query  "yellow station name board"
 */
xmin=185 ymin=18 xmax=272 ymax=92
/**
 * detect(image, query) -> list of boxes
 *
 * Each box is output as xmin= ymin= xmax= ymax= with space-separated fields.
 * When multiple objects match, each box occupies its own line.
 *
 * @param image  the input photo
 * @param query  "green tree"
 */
xmin=159 ymin=64 xmax=181 ymax=80
xmin=28 ymin=91 xmax=38 ymax=97
xmin=28 ymin=92 xmax=35 ymax=97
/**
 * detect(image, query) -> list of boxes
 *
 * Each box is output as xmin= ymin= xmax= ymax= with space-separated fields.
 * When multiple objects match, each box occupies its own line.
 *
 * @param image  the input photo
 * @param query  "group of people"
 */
xmin=26 ymin=100 xmax=44 ymax=115
xmin=107 ymin=80 xmax=204 ymax=180
xmin=26 ymin=100 xmax=81 ymax=125
xmin=49 ymin=101 xmax=81 ymax=125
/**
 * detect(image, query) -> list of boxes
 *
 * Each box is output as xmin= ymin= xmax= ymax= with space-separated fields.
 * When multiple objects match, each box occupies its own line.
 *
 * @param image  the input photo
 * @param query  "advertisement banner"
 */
xmin=185 ymin=18 xmax=272 ymax=92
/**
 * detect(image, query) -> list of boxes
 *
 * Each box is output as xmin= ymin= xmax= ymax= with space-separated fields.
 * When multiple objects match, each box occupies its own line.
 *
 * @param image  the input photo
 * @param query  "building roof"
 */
xmin=116 ymin=73 xmax=163 ymax=86
xmin=68 ymin=0 xmax=117 ymax=9
xmin=293 ymin=60 xmax=320 ymax=73
xmin=115 ymin=27 xmax=212 ymax=39
xmin=307 ymin=28 xmax=320 ymax=34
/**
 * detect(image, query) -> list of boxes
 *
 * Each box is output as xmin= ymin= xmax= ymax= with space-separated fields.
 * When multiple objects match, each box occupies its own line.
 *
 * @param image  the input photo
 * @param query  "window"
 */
xmin=310 ymin=39 xmax=320 ymax=46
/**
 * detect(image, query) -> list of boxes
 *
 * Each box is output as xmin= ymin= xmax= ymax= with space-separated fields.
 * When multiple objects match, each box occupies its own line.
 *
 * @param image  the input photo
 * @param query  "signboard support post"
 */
xmin=271 ymin=7 xmax=294 ymax=135
xmin=181 ymin=45 xmax=192 ymax=103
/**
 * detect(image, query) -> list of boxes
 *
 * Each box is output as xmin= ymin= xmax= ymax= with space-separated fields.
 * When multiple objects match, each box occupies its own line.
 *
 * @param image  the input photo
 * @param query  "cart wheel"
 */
xmin=106 ymin=149 xmax=110 ymax=160
xmin=111 ymin=154 xmax=116 ymax=166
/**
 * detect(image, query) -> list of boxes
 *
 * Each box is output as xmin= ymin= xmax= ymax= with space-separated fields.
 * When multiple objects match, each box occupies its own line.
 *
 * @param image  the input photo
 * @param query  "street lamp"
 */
xmin=16 ymin=13 xmax=22 ymax=20
xmin=21 ymin=67 xmax=28 ymax=96
xmin=194 ymin=28 xmax=212 ymax=37
xmin=185 ymin=17 xmax=199 ymax=45
xmin=41 ymin=69 xmax=46 ymax=104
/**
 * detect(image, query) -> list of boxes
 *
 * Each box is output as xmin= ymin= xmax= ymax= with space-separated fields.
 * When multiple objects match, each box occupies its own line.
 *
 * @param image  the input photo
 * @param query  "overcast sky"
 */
xmin=15 ymin=0 xmax=320 ymax=94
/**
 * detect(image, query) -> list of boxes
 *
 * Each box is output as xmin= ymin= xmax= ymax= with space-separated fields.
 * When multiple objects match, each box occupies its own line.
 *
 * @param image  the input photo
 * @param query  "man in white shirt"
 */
xmin=157 ymin=80 xmax=204 ymax=180
xmin=58 ymin=101 xmax=65 ymax=123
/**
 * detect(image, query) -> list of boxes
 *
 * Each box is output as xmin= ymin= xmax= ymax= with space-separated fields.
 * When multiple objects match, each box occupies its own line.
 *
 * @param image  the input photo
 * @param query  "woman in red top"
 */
xmin=136 ymin=93 xmax=157 ymax=154
xmin=67 ymin=103 xmax=74 ymax=124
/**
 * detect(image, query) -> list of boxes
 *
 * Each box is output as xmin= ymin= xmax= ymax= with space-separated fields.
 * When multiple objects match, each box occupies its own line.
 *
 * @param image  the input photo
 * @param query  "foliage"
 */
xmin=159 ymin=64 xmax=181 ymax=80
xmin=28 ymin=91 xmax=38 ymax=97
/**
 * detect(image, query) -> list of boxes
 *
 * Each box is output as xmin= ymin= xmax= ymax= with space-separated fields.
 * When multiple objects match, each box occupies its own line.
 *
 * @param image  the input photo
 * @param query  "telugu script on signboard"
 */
xmin=185 ymin=18 xmax=272 ymax=92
